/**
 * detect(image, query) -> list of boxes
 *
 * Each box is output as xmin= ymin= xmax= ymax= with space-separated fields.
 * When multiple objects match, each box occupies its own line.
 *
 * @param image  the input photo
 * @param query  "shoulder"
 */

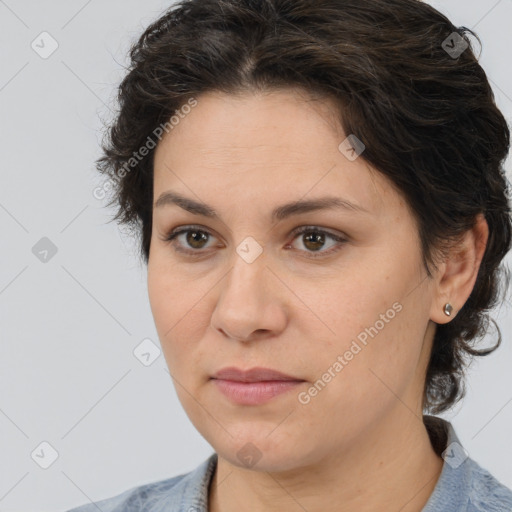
xmin=422 ymin=416 xmax=512 ymax=512
xmin=64 ymin=453 xmax=217 ymax=512
xmin=465 ymin=457 xmax=512 ymax=512
xmin=65 ymin=473 xmax=188 ymax=512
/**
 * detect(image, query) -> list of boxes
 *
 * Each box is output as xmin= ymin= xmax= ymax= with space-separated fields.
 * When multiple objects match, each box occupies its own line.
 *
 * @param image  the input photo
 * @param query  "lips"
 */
xmin=210 ymin=366 xmax=306 ymax=405
xmin=211 ymin=366 xmax=304 ymax=383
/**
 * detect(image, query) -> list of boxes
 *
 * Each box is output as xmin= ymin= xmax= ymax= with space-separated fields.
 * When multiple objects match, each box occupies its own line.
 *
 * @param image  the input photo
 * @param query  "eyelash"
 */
xmin=162 ymin=225 xmax=347 ymax=259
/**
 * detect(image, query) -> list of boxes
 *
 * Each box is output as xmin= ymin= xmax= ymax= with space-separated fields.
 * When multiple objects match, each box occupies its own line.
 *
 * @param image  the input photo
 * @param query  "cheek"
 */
xmin=313 ymin=294 xmax=428 ymax=418
xmin=148 ymin=253 xmax=196 ymax=333
xmin=308 ymin=266 xmax=428 ymax=404
xmin=148 ymin=260 xmax=188 ymax=366
xmin=148 ymin=262 xmax=213 ymax=376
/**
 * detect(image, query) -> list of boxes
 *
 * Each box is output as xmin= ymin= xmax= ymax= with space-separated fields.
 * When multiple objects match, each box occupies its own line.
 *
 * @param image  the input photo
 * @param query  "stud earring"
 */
xmin=444 ymin=303 xmax=453 ymax=317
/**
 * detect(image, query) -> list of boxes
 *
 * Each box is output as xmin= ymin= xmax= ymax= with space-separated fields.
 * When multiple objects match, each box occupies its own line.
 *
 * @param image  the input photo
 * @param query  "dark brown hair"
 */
xmin=97 ymin=0 xmax=511 ymax=414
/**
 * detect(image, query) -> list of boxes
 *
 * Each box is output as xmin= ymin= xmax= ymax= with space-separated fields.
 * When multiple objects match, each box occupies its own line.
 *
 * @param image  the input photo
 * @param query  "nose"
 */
xmin=210 ymin=250 xmax=288 ymax=343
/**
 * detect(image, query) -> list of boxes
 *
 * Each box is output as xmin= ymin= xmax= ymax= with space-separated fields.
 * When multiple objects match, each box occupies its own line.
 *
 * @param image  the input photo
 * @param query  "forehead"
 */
xmin=156 ymin=89 xmax=344 ymax=158
xmin=152 ymin=89 xmax=397 ymax=219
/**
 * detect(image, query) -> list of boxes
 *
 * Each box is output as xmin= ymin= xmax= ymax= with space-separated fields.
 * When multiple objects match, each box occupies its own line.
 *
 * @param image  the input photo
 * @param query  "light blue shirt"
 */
xmin=65 ymin=416 xmax=512 ymax=511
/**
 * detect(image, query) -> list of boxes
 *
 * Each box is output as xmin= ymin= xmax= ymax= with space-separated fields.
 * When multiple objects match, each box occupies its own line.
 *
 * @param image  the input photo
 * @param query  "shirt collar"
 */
xmin=422 ymin=414 xmax=471 ymax=511
xmin=164 ymin=451 xmax=217 ymax=511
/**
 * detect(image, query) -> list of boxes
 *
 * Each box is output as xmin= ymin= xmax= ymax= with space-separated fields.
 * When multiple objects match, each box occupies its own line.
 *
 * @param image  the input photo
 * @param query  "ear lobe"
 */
xmin=430 ymin=214 xmax=489 ymax=324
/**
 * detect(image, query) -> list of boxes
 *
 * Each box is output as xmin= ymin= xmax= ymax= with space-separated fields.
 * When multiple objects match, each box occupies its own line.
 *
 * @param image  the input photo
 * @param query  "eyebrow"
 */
xmin=154 ymin=191 xmax=370 ymax=221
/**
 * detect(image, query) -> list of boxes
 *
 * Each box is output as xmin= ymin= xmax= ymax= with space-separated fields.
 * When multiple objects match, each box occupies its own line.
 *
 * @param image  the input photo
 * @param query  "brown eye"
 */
xmin=302 ymin=231 xmax=327 ymax=252
xmin=288 ymin=227 xmax=347 ymax=259
xmin=164 ymin=226 xmax=218 ymax=257
xmin=184 ymin=230 xmax=209 ymax=249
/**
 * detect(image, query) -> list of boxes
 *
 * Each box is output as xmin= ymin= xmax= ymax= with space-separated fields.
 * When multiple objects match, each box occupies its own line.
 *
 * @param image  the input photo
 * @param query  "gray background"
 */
xmin=0 ymin=1 xmax=511 ymax=510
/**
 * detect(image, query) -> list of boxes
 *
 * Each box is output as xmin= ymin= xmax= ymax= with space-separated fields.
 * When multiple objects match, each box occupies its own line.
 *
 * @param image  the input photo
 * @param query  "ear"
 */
xmin=430 ymin=214 xmax=489 ymax=324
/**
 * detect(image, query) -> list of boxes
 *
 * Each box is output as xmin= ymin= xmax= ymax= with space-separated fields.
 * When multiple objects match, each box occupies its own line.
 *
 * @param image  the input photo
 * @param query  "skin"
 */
xmin=147 ymin=88 xmax=489 ymax=512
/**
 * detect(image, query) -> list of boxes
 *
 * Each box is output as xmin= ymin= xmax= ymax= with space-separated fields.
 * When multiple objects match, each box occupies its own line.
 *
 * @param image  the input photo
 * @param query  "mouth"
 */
xmin=210 ymin=366 xmax=306 ymax=405
xmin=211 ymin=366 xmax=303 ymax=382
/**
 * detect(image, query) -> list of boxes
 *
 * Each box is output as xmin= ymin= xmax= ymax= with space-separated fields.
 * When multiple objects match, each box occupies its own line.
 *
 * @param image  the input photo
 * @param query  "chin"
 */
xmin=208 ymin=427 xmax=320 ymax=473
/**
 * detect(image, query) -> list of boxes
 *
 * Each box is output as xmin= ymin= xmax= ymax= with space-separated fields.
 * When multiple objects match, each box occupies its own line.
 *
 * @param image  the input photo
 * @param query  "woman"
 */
xmin=68 ymin=0 xmax=512 ymax=510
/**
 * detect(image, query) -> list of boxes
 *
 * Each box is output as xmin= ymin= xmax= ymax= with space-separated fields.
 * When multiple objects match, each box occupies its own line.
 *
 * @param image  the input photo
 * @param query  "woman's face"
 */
xmin=148 ymin=89 xmax=439 ymax=471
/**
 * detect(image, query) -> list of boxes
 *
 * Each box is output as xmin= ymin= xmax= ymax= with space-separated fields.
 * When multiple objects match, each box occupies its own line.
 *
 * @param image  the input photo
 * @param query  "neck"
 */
xmin=208 ymin=411 xmax=444 ymax=512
